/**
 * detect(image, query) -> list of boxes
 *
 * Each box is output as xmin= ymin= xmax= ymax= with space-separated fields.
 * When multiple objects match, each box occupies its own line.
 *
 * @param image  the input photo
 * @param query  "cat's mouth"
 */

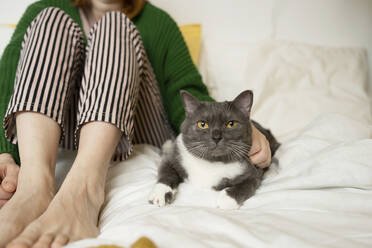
xmin=210 ymin=150 xmax=226 ymax=157
xmin=209 ymin=144 xmax=227 ymax=157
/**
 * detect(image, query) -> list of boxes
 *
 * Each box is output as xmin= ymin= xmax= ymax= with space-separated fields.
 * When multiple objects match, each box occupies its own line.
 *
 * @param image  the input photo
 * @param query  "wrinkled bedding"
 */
xmin=58 ymin=112 xmax=372 ymax=248
xmin=59 ymin=40 xmax=372 ymax=248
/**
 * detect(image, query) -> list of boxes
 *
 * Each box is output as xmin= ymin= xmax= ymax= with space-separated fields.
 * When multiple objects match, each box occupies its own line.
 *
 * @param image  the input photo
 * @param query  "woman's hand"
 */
xmin=0 ymin=153 xmax=19 ymax=207
xmin=249 ymin=123 xmax=271 ymax=168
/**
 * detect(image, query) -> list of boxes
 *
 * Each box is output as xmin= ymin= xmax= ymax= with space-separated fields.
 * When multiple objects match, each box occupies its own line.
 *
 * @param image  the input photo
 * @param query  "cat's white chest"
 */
xmin=177 ymin=135 xmax=244 ymax=189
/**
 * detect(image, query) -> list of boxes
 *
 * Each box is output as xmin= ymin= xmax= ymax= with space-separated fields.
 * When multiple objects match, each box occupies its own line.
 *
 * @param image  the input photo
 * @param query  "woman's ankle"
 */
xmin=60 ymin=164 xmax=106 ymax=208
xmin=16 ymin=168 xmax=55 ymax=197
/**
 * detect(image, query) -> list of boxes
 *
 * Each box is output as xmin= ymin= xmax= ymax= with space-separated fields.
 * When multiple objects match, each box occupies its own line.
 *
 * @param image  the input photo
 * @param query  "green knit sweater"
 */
xmin=0 ymin=0 xmax=213 ymax=164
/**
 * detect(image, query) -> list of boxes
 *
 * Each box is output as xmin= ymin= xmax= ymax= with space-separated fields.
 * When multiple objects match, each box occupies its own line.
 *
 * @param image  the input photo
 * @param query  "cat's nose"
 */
xmin=212 ymin=130 xmax=222 ymax=144
xmin=213 ymin=137 xmax=222 ymax=144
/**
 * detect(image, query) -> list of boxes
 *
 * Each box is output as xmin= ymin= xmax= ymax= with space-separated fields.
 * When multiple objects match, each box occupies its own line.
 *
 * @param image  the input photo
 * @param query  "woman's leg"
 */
xmin=7 ymin=122 xmax=120 ymax=248
xmin=0 ymin=113 xmax=59 ymax=247
xmin=8 ymin=11 xmax=143 ymax=248
xmin=0 ymin=7 xmax=84 ymax=247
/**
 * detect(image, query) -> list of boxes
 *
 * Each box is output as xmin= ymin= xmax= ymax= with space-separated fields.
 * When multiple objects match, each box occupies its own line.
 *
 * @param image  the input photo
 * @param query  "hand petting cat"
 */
xmin=249 ymin=124 xmax=271 ymax=168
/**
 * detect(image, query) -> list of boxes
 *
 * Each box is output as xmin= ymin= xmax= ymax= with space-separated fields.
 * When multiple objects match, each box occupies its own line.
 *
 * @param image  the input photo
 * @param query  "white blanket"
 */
xmin=60 ymin=112 xmax=372 ymax=248
xmin=58 ymin=41 xmax=372 ymax=248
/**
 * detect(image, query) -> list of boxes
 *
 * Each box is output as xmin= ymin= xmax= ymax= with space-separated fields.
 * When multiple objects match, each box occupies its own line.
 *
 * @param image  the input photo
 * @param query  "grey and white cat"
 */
xmin=149 ymin=90 xmax=280 ymax=209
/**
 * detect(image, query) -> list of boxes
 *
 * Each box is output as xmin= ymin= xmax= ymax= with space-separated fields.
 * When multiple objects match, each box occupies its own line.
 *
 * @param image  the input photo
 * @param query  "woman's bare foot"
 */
xmin=0 ymin=171 xmax=54 ymax=248
xmin=7 ymin=166 xmax=104 ymax=248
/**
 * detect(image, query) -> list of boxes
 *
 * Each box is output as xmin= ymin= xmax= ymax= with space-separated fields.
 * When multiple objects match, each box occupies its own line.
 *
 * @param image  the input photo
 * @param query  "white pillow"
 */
xmin=272 ymin=0 xmax=372 ymax=94
xmin=200 ymin=40 xmax=372 ymax=141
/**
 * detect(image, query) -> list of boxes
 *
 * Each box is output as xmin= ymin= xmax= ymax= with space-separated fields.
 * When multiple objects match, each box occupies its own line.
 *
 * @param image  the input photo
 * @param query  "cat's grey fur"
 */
xmin=149 ymin=90 xmax=280 ymax=209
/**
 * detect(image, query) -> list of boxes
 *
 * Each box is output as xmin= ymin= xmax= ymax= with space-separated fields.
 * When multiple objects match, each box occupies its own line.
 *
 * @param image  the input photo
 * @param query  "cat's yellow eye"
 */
xmin=226 ymin=120 xmax=238 ymax=128
xmin=197 ymin=120 xmax=209 ymax=129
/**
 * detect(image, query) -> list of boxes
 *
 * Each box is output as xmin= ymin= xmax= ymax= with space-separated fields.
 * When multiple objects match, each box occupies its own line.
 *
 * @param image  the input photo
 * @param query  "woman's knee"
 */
xmin=30 ymin=7 xmax=82 ymax=39
xmin=90 ymin=11 xmax=137 ymax=40
xmin=101 ymin=10 xmax=131 ymax=26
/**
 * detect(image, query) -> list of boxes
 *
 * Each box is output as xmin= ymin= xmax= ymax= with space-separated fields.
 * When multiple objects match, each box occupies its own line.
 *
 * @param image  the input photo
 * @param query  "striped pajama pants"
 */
xmin=3 ymin=7 xmax=174 ymax=161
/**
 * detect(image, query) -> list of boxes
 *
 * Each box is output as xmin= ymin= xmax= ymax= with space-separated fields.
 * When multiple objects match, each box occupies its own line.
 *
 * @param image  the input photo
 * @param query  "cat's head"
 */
xmin=180 ymin=90 xmax=253 ymax=163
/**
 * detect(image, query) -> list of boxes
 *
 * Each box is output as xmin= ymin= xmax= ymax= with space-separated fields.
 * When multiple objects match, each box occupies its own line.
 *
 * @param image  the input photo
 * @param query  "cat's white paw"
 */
xmin=217 ymin=189 xmax=240 ymax=210
xmin=149 ymin=183 xmax=177 ymax=207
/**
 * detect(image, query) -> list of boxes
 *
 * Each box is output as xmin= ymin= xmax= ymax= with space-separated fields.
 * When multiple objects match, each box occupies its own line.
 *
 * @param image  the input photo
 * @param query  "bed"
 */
xmin=1 ymin=0 xmax=372 ymax=247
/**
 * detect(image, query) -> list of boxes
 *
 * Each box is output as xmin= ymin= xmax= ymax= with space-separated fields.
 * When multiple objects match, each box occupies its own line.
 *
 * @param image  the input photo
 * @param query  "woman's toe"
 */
xmin=32 ymin=234 xmax=54 ymax=248
xmin=50 ymin=234 xmax=69 ymax=248
xmin=6 ymin=242 xmax=29 ymax=248
xmin=7 ymin=225 xmax=41 ymax=248
xmin=7 ymin=239 xmax=32 ymax=248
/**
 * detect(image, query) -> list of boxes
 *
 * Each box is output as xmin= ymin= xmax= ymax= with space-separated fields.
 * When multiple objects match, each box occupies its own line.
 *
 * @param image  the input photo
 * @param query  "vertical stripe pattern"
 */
xmin=3 ymin=7 xmax=84 ymax=145
xmin=3 ymin=8 xmax=174 ymax=161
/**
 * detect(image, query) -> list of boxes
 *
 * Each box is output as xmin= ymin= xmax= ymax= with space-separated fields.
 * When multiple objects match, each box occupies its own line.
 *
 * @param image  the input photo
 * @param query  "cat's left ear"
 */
xmin=180 ymin=90 xmax=200 ymax=116
xmin=232 ymin=90 xmax=253 ymax=118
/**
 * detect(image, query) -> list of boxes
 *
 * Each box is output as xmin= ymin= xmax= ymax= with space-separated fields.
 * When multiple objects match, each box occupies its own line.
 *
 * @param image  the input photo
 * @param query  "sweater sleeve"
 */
xmin=0 ymin=2 xmax=46 ymax=164
xmin=161 ymin=16 xmax=215 ymax=134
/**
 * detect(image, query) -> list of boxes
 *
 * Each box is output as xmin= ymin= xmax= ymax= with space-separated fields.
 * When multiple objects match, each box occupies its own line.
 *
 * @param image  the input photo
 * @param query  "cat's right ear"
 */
xmin=180 ymin=90 xmax=200 ymax=116
xmin=232 ymin=90 xmax=253 ymax=118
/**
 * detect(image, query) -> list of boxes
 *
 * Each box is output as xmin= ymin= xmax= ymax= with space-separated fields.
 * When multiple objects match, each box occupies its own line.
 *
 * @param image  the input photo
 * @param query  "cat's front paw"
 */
xmin=217 ymin=189 xmax=240 ymax=210
xmin=148 ymin=183 xmax=177 ymax=207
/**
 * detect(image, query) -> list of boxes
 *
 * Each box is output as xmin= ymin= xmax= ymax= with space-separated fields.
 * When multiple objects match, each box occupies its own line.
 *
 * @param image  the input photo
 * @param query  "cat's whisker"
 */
xmin=229 ymin=147 xmax=242 ymax=159
xmin=229 ymin=142 xmax=251 ymax=150
xmin=187 ymin=143 xmax=209 ymax=159
xmin=229 ymin=146 xmax=250 ymax=161
xmin=229 ymin=143 xmax=251 ymax=155
xmin=230 ymin=149 xmax=243 ymax=161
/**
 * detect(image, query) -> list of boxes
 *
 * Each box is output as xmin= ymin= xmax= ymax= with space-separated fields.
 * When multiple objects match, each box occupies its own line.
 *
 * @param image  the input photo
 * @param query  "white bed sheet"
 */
xmin=59 ymin=112 xmax=372 ymax=248
xmin=54 ymin=40 xmax=372 ymax=248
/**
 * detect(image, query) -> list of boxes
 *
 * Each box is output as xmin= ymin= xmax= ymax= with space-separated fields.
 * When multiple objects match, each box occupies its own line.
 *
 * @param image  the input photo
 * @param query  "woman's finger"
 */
xmin=249 ymin=150 xmax=265 ymax=165
xmin=249 ymin=145 xmax=261 ymax=156
xmin=257 ymin=156 xmax=271 ymax=169
xmin=0 ymin=186 xmax=13 ymax=200
xmin=1 ymin=163 xmax=19 ymax=193
xmin=250 ymin=141 xmax=271 ymax=167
